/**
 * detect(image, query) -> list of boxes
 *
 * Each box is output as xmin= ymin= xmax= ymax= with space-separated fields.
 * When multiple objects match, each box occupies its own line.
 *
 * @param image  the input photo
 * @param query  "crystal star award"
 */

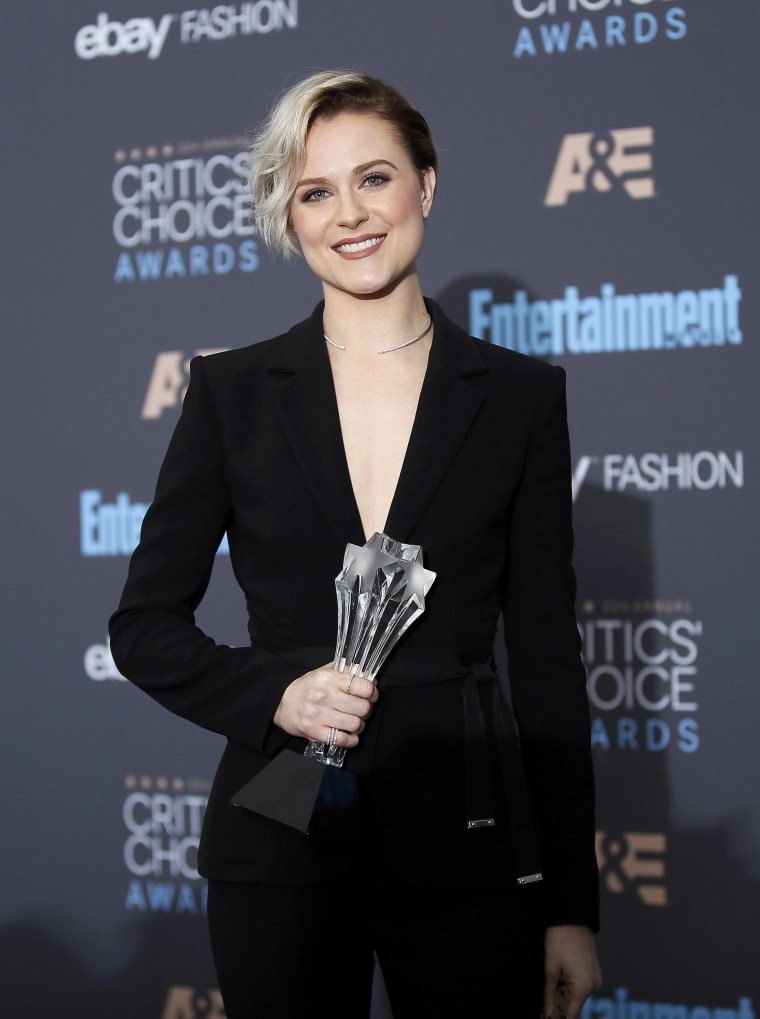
xmin=232 ymin=532 xmax=436 ymax=832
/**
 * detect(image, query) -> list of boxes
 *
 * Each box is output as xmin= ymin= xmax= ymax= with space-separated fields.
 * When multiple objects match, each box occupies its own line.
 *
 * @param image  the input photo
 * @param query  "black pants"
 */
xmin=207 ymin=867 xmax=545 ymax=1018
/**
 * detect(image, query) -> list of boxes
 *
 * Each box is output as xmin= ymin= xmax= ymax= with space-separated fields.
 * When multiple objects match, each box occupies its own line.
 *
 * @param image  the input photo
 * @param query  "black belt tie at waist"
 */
xmin=267 ymin=645 xmax=543 ymax=886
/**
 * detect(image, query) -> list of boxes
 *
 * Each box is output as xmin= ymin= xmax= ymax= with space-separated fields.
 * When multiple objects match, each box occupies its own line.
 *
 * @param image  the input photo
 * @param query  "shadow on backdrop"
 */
xmin=435 ymin=277 xmax=759 ymax=1003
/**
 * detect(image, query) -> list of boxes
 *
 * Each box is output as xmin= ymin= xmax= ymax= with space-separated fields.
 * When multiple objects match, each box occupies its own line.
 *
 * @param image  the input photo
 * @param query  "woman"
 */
xmin=110 ymin=70 xmax=601 ymax=1017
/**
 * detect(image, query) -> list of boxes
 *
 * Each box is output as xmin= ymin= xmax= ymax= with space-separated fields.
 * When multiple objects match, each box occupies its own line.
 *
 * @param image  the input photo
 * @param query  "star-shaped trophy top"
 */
xmin=365 ymin=531 xmax=422 ymax=563
xmin=338 ymin=540 xmax=398 ymax=595
xmin=395 ymin=557 xmax=437 ymax=607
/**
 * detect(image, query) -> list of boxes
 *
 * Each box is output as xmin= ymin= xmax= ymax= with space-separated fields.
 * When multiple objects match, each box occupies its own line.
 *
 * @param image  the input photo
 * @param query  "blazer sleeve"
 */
xmin=503 ymin=365 xmax=600 ymax=931
xmin=109 ymin=355 xmax=296 ymax=755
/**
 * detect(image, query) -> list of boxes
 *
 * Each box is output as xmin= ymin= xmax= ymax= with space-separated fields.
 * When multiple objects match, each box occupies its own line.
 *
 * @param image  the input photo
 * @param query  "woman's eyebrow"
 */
xmin=353 ymin=158 xmax=399 ymax=175
xmin=296 ymin=159 xmax=399 ymax=189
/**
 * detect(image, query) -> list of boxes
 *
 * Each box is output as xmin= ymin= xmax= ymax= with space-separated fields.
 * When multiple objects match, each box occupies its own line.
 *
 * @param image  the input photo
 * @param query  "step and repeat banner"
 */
xmin=2 ymin=2 xmax=758 ymax=1016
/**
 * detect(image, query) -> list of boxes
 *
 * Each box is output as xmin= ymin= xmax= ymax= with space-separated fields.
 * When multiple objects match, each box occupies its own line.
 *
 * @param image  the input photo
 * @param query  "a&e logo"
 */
xmin=161 ymin=987 xmax=224 ymax=1019
xmin=545 ymin=127 xmax=654 ymax=207
xmin=142 ymin=348 xmax=228 ymax=420
xmin=596 ymin=831 xmax=667 ymax=906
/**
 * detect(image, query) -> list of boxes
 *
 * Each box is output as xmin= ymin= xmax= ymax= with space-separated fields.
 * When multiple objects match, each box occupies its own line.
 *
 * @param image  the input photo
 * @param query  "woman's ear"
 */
xmin=420 ymin=168 xmax=436 ymax=218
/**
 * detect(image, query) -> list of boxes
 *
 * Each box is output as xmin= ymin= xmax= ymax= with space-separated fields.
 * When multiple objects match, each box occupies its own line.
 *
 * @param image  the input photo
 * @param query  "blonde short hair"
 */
xmin=247 ymin=70 xmax=438 ymax=258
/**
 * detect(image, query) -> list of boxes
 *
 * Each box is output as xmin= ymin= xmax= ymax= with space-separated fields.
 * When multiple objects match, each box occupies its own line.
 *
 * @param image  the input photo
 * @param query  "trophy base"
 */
xmin=232 ymin=750 xmax=361 ymax=842
xmin=304 ymin=742 xmax=347 ymax=767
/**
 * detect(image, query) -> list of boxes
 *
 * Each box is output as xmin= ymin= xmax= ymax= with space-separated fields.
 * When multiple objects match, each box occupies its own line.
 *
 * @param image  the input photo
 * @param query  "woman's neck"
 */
xmin=321 ymin=277 xmax=430 ymax=358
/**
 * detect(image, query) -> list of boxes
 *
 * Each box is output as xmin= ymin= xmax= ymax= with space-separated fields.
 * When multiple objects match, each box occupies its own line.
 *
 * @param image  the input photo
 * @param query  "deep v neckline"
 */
xmin=270 ymin=299 xmax=489 ymax=552
xmin=324 ymin=338 xmax=433 ymax=544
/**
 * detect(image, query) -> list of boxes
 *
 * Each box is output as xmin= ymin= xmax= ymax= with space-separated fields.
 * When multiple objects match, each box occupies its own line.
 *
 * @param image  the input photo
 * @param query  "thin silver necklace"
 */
xmin=324 ymin=313 xmax=432 ymax=355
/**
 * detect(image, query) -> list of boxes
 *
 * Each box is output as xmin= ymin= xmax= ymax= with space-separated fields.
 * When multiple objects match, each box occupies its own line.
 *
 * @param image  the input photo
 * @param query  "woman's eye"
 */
xmin=302 ymin=187 xmax=328 ymax=202
xmin=363 ymin=173 xmax=390 ymax=188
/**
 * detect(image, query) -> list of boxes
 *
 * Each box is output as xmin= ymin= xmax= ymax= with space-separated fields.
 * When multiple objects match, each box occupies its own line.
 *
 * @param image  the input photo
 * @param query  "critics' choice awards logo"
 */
xmin=469 ymin=275 xmax=742 ymax=355
xmin=545 ymin=127 xmax=654 ymax=207
xmin=572 ymin=451 xmax=744 ymax=501
xmin=123 ymin=775 xmax=210 ymax=915
xmin=596 ymin=831 xmax=667 ymax=905
xmin=581 ymin=989 xmax=756 ymax=1019
xmin=75 ymin=4 xmax=298 ymax=60
xmin=581 ymin=606 xmax=701 ymax=753
xmin=79 ymin=490 xmax=231 ymax=556
xmin=112 ymin=145 xmax=258 ymax=283
xmin=509 ymin=0 xmax=687 ymax=59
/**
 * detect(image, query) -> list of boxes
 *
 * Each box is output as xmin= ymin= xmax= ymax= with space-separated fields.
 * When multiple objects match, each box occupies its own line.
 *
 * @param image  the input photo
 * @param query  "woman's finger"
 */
xmin=328 ymin=710 xmax=367 ymax=735
xmin=341 ymin=674 xmax=376 ymax=700
xmin=339 ymin=691 xmax=374 ymax=722
xmin=313 ymin=721 xmax=361 ymax=747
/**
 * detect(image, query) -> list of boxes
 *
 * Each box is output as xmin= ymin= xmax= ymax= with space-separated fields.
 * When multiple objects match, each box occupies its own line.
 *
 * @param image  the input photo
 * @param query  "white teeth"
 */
xmin=335 ymin=236 xmax=385 ymax=253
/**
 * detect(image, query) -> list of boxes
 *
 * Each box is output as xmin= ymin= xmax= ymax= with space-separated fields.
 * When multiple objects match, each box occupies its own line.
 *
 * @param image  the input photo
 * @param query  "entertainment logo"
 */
xmin=75 ymin=4 xmax=298 ymax=60
xmin=80 ymin=490 xmax=230 ymax=554
xmin=545 ymin=127 xmax=654 ymax=207
xmin=112 ymin=141 xmax=258 ymax=283
xmin=123 ymin=774 xmax=211 ymax=915
xmin=509 ymin=0 xmax=687 ymax=59
xmin=469 ymin=275 xmax=742 ymax=355
xmin=581 ymin=602 xmax=701 ymax=753
xmin=582 ymin=988 xmax=755 ymax=1019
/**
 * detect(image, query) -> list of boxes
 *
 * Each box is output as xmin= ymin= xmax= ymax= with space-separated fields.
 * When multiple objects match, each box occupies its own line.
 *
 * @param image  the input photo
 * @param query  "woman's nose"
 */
xmin=336 ymin=191 xmax=368 ymax=229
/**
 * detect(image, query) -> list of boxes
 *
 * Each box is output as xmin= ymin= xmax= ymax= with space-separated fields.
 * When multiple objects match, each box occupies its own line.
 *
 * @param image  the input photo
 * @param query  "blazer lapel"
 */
xmin=269 ymin=304 xmax=366 ymax=547
xmin=385 ymin=301 xmax=488 ymax=542
xmin=269 ymin=300 xmax=489 ymax=549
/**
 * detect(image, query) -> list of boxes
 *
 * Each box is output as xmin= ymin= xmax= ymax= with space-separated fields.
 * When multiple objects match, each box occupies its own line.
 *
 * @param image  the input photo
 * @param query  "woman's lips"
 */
xmin=333 ymin=234 xmax=387 ymax=258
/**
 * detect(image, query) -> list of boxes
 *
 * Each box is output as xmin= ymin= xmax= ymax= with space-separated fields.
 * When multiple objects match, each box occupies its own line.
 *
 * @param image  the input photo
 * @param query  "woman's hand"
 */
xmin=542 ymin=925 xmax=601 ymax=1019
xmin=273 ymin=665 xmax=378 ymax=747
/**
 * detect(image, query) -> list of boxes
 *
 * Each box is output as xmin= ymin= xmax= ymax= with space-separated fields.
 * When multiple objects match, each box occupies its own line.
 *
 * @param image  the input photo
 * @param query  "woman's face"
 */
xmin=289 ymin=112 xmax=435 ymax=299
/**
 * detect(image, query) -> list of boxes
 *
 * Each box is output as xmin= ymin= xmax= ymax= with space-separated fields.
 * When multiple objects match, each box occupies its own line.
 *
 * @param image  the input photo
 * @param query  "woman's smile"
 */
xmin=333 ymin=233 xmax=387 ymax=257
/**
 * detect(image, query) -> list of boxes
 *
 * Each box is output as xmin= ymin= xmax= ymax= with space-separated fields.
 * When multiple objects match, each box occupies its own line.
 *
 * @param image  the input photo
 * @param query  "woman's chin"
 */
xmin=327 ymin=276 xmax=396 ymax=300
xmin=326 ymin=265 xmax=417 ymax=301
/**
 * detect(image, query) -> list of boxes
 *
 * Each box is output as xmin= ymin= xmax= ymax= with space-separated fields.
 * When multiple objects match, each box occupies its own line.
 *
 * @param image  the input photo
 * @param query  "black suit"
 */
xmin=110 ymin=299 xmax=599 ymax=933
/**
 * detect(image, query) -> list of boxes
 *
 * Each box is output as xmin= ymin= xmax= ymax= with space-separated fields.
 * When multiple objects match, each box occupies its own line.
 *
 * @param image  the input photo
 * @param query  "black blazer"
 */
xmin=109 ymin=300 xmax=599 ymax=931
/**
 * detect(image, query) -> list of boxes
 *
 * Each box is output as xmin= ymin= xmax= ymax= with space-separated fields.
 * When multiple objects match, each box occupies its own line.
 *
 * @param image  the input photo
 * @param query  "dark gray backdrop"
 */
xmin=2 ymin=2 xmax=758 ymax=1016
